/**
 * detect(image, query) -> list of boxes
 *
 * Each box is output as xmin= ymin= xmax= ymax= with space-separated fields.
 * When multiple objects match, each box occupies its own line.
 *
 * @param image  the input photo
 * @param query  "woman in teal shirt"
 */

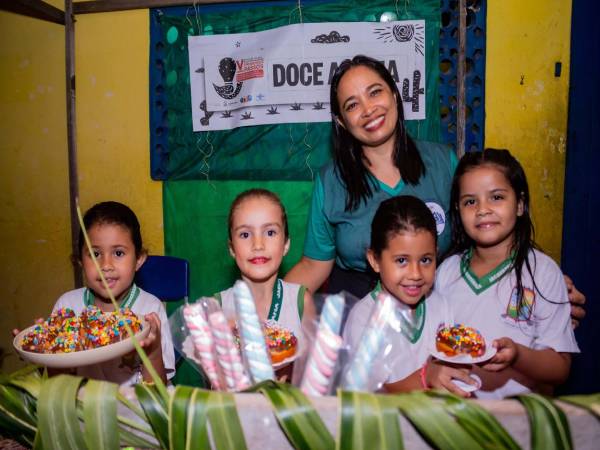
xmin=286 ymin=55 xmax=455 ymax=297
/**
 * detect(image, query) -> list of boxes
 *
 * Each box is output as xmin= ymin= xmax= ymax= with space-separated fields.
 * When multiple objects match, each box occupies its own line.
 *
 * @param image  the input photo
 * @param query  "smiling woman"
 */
xmin=285 ymin=55 xmax=457 ymax=298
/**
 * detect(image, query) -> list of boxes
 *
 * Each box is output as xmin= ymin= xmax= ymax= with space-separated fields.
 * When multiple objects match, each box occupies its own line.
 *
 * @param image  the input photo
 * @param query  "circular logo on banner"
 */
xmin=426 ymin=202 xmax=446 ymax=235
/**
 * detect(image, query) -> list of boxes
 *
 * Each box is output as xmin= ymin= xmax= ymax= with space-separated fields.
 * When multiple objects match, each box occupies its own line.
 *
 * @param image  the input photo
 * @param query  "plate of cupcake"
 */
xmin=13 ymin=307 xmax=150 ymax=368
xmin=430 ymin=324 xmax=496 ymax=365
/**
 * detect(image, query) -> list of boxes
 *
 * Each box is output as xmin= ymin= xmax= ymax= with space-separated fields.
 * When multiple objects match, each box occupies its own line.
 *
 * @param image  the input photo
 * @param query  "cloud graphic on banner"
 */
xmin=310 ymin=31 xmax=350 ymax=43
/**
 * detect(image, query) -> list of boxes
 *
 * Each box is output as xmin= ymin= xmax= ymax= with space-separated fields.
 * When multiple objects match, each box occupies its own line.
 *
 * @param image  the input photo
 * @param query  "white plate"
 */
xmin=14 ymin=319 xmax=150 ymax=369
xmin=452 ymin=374 xmax=482 ymax=393
xmin=430 ymin=345 xmax=497 ymax=365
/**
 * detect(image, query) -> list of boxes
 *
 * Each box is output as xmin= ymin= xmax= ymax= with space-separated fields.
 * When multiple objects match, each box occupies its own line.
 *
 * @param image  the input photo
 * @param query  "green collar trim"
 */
xmin=460 ymin=248 xmax=515 ymax=295
xmin=84 ymin=283 xmax=140 ymax=309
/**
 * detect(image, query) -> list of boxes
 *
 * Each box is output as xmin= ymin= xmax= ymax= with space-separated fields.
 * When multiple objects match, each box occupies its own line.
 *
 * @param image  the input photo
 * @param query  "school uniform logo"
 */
xmin=425 ymin=202 xmax=446 ymax=235
xmin=504 ymin=287 xmax=535 ymax=322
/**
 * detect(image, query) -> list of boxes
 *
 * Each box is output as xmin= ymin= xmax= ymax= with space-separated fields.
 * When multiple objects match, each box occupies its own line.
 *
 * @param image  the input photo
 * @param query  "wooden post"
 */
xmin=65 ymin=0 xmax=82 ymax=287
xmin=457 ymin=0 xmax=466 ymax=157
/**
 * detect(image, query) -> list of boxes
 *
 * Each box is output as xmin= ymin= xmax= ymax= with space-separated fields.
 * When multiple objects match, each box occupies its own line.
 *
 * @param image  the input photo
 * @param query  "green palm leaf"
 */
xmin=516 ymin=393 xmax=572 ymax=450
xmin=339 ymin=391 xmax=403 ymax=450
xmin=559 ymin=394 xmax=600 ymax=419
xmin=0 ymin=409 xmax=35 ymax=447
xmin=1 ymin=365 xmax=42 ymax=398
xmin=169 ymin=385 xmax=191 ymax=450
xmin=168 ymin=385 xmax=209 ymax=450
xmin=257 ymin=381 xmax=334 ymax=450
xmin=207 ymin=390 xmax=248 ymax=450
xmin=0 ymin=384 xmax=37 ymax=428
xmin=428 ymin=391 xmax=519 ymax=450
xmin=186 ymin=388 xmax=210 ymax=450
xmin=135 ymin=383 xmax=169 ymax=449
xmin=82 ymin=379 xmax=119 ymax=450
xmin=393 ymin=391 xmax=483 ymax=450
xmin=37 ymin=374 xmax=87 ymax=450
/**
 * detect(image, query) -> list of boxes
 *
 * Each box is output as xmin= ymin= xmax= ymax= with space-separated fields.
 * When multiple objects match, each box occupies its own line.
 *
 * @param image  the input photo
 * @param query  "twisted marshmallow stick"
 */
xmin=342 ymin=292 xmax=395 ymax=391
xmin=183 ymin=303 xmax=222 ymax=390
xmin=208 ymin=310 xmax=251 ymax=391
xmin=233 ymin=280 xmax=275 ymax=383
xmin=300 ymin=294 xmax=345 ymax=396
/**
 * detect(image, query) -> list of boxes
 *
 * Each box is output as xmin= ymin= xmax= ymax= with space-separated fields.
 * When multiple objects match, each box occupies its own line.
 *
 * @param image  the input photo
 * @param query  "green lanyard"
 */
xmin=460 ymin=248 xmax=515 ymax=295
xmin=370 ymin=281 xmax=426 ymax=344
xmin=266 ymin=278 xmax=284 ymax=321
xmin=84 ymin=284 xmax=140 ymax=309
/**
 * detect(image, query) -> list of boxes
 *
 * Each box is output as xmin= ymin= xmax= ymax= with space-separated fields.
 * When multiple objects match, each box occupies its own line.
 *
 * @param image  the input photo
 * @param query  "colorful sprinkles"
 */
xmin=20 ymin=306 xmax=142 ymax=354
xmin=436 ymin=323 xmax=486 ymax=357
xmin=263 ymin=320 xmax=297 ymax=352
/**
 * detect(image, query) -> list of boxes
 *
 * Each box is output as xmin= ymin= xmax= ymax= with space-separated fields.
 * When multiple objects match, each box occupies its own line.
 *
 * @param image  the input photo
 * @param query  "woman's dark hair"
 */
xmin=228 ymin=188 xmax=289 ymax=240
xmin=78 ymin=201 xmax=143 ymax=259
xmin=330 ymin=55 xmax=425 ymax=212
xmin=448 ymin=148 xmax=542 ymax=314
xmin=370 ymin=195 xmax=437 ymax=257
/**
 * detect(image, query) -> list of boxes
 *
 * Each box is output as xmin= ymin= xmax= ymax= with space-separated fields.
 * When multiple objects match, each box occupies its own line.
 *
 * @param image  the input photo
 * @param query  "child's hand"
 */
xmin=480 ymin=337 xmax=518 ymax=371
xmin=425 ymin=358 xmax=477 ymax=398
xmin=138 ymin=313 xmax=163 ymax=361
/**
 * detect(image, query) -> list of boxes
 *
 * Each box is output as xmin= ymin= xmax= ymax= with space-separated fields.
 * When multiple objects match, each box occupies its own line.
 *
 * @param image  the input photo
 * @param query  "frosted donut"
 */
xmin=435 ymin=324 xmax=486 ymax=357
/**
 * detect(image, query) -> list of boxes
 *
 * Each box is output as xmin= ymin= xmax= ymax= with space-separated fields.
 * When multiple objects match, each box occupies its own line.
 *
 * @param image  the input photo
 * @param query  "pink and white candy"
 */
xmin=301 ymin=329 xmax=342 ymax=396
xmin=183 ymin=303 xmax=222 ymax=390
xmin=208 ymin=310 xmax=250 ymax=391
xmin=300 ymin=294 xmax=346 ymax=396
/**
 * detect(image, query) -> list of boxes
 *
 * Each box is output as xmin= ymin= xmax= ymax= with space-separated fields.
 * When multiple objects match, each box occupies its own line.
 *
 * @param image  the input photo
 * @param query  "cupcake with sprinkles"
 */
xmin=263 ymin=320 xmax=297 ymax=364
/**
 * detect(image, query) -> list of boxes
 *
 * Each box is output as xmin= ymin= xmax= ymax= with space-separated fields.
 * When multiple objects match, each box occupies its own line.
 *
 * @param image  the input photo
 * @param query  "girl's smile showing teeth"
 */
xmin=402 ymin=284 xmax=423 ymax=297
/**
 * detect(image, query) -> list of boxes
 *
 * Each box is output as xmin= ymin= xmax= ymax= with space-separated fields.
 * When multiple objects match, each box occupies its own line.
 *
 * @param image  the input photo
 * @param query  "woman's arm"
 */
xmin=285 ymin=256 xmax=335 ymax=294
xmin=564 ymin=274 xmax=586 ymax=328
xmin=300 ymin=288 xmax=317 ymax=330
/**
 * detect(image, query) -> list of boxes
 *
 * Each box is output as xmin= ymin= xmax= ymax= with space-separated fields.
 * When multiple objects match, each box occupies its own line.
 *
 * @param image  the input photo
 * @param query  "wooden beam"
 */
xmin=65 ymin=0 xmax=83 ymax=287
xmin=0 ymin=0 xmax=65 ymax=24
xmin=73 ymin=0 xmax=266 ymax=15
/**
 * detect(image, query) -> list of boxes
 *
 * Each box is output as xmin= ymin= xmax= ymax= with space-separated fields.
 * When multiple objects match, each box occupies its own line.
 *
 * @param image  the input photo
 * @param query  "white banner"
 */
xmin=189 ymin=21 xmax=426 ymax=131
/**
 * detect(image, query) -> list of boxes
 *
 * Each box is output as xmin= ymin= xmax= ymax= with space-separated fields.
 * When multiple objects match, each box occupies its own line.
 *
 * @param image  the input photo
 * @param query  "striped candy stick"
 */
xmin=299 ymin=294 xmax=345 ymax=396
xmin=342 ymin=292 xmax=396 ymax=391
xmin=319 ymin=294 xmax=345 ymax=335
xmin=208 ymin=310 xmax=251 ymax=391
xmin=233 ymin=280 xmax=275 ymax=383
xmin=300 ymin=328 xmax=342 ymax=396
xmin=182 ymin=303 xmax=222 ymax=390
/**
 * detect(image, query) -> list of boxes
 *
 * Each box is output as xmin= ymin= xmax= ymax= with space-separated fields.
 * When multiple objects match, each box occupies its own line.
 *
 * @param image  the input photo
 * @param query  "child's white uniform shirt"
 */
xmin=343 ymin=289 xmax=450 ymax=385
xmin=216 ymin=279 xmax=305 ymax=345
xmin=436 ymin=249 xmax=579 ymax=399
xmin=53 ymin=287 xmax=176 ymax=386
